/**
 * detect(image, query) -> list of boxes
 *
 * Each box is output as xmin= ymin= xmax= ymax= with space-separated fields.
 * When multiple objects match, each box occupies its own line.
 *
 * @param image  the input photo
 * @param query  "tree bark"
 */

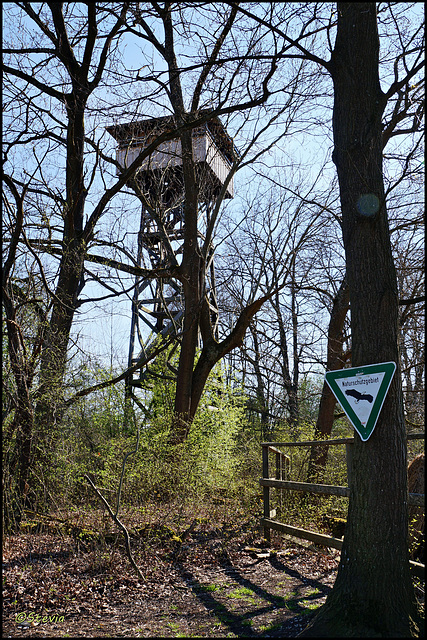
xmin=3 ymin=291 xmax=36 ymax=516
xmin=271 ymin=288 xmax=299 ymax=436
xmin=34 ymin=90 xmax=88 ymax=460
xmin=301 ymin=3 xmax=420 ymax=636
xmin=250 ymin=324 xmax=270 ymax=439
xmin=170 ymin=123 xmax=203 ymax=442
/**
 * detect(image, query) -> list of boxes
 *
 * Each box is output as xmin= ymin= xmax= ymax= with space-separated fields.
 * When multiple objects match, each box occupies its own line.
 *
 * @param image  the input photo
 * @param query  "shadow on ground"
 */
xmin=175 ymin=553 xmax=332 ymax=637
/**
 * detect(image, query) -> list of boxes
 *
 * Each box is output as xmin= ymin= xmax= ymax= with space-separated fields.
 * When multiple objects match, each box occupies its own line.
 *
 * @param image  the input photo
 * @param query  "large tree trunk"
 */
xmin=34 ymin=245 xmax=85 ymax=444
xmin=169 ymin=124 xmax=203 ymax=444
xmin=301 ymin=4 xmax=419 ymax=636
xmin=34 ymin=95 xmax=87 ymax=467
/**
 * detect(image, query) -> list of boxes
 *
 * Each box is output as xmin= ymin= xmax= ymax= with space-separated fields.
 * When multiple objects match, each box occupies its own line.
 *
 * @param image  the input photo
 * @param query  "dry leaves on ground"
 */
xmin=3 ymin=511 xmax=343 ymax=638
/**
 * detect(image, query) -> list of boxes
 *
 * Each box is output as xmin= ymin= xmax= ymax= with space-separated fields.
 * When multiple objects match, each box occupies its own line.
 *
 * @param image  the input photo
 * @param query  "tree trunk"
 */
xmin=167 ymin=295 xmax=267 ymax=444
xmin=34 ymin=245 xmax=85 ymax=442
xmin=250 ymin=324 xmax=270 ymax=439
xmin=170 ymin=125 xmax=202 ymax=444
xmin=3 ymin=293 xmax=36 ymax=520
xmin=34 ymin=95 xmax=87 ymax=466
xmin=307 ymin=276 xmax=349 ymax=484
xmin=271 ymin=289 xmax=299 ymax=435
xmin=301 ymin=4 xmax=420 ymax=636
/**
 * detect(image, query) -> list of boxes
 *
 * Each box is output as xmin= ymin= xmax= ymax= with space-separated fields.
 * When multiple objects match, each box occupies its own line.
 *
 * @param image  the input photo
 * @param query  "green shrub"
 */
xmin=52 ymin=349 xmax=252 ymax=511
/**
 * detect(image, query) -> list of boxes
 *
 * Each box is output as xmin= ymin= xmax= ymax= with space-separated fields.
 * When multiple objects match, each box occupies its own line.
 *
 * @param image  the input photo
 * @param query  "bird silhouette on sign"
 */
xmin=345 ymin=389 xmax=374 ymax=403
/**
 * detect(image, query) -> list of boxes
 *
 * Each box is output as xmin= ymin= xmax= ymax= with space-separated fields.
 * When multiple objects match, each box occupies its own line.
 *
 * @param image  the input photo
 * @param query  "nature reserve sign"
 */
xmin=325 ymin=362 xmax=397 ymax=441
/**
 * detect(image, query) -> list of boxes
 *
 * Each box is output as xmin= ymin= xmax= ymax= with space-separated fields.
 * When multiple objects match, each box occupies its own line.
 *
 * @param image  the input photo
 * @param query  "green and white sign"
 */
xmin=325 ymin=362 xmax=396 ymax=441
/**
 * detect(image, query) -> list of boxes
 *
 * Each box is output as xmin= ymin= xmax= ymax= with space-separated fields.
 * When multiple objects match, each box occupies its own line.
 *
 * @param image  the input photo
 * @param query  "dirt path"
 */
xmin=3 ymin=519 xmax=341 ymax=638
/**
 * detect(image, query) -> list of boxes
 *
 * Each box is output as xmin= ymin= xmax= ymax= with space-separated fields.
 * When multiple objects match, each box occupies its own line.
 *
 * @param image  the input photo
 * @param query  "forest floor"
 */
xmin=2 ymin=504 xmax=424 ymax=638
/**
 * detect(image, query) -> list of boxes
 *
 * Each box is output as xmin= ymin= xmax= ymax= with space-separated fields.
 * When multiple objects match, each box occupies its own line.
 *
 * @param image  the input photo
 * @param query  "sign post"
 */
xmin=325 ymin=362 xmax=396 ymax=441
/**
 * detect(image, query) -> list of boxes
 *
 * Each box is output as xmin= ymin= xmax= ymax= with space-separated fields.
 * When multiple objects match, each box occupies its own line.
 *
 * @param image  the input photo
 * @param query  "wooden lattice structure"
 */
xmin=106 ymin=113 xmax=237 ymax=394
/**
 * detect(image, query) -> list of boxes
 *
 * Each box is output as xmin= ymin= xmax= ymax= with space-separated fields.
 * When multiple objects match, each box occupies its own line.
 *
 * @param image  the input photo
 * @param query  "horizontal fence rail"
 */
xmin=260 ymin=479 xmax=350 ymax=498
xmin=260 ymin=432 xmax=425 ymax=579
xmin=259 ymin=479 xmax=424 ymax=507
xmin=261 ymin=431 xmax=424 ymax=448
xmin=260 ymin=518 xmax=344 ymax=551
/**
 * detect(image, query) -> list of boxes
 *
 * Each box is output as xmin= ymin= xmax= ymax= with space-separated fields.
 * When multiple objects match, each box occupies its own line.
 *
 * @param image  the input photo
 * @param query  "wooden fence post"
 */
xmin=345 ymin=442 xmax=353 ymax=486
xmin=259 ymin=435 xmax=424 ymax=575
xmin=276 ymin=452 xmax=283 ymax=512
xmin=262 ymin=445 xmax=271 ymax=543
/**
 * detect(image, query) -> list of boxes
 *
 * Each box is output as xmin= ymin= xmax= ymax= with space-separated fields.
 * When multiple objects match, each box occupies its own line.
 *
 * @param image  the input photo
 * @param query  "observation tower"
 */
xmin=106 ymin=112 xmax=237 ymax=397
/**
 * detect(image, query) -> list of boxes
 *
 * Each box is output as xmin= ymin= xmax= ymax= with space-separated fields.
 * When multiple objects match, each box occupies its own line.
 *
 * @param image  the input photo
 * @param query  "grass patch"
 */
xmin=195 ymin=583 xmax=223 ymax=593
xmin=228 ymin=587 xmax=255 ymax=599
xmin=259 ymin=621 xmax=284 ymax=633
xmin=301 ymin=600 xmax=322 ymax=611
xmin=282 ymin=590 xmax=303 ymax=612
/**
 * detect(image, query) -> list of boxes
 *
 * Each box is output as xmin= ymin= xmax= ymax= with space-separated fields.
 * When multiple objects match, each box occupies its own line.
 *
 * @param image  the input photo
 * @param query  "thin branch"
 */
xmin=84 ymin=474 xmax=144 ymax=582
xmin=399 ymin=296 xmax=425 ymax=306
xmin=63 ymin=337 xmax=174 ymax=407
xmin=225 ymin=2 xmax=332 ymax=71
xmin=191 ymin=3 xmax=239 ymax=112
xmin=2 ymin=63 xmax=65 ymax=103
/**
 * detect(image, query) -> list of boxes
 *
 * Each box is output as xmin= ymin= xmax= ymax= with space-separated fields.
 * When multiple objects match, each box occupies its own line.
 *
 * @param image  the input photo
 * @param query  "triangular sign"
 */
xmin=325 ymin=362 xmax=396 ymax=441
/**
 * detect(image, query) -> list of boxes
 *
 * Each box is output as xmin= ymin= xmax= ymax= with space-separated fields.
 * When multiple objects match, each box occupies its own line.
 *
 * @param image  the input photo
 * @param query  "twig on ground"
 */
xmin=84 ymin=474 xmax=145 ymax=581
xmin=84 ymin=415 xmax=144 ymax=581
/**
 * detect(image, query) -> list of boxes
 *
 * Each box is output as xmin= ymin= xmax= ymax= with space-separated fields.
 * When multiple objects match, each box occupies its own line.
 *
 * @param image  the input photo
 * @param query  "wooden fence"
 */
xmin=260 ymin=433 xmax=425 ymax=579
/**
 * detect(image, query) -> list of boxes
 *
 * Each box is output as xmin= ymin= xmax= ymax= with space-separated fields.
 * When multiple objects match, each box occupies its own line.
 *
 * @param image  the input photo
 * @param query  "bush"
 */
xmin=51 ymin=350 xmax=254 ymax=513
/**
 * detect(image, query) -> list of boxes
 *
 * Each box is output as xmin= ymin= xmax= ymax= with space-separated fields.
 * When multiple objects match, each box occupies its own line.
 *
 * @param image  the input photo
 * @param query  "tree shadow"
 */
xmin=175 ymin=554 xmax=332 ymax=637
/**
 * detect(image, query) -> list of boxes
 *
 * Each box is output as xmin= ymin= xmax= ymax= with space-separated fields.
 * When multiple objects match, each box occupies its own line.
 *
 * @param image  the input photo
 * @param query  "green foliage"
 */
xmin=264 ymin=415 xmax=350 ymax=532
xmin=47 ymin=361 xmax=128 ymax=505
xmin=408 ymin=437 xmax=424 ymax=460
xmin=33 ymin=347 xmax=422 ymax=553
xmin=188 ymin=376 xmax=245 ymax=493
xmin=51 ymin=347 xmax=251 ymax=510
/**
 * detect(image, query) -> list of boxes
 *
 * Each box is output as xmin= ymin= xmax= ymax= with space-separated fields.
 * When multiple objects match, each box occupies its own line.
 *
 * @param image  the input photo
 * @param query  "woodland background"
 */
xmin=2 ymin=3 xmax=424 ymax=637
